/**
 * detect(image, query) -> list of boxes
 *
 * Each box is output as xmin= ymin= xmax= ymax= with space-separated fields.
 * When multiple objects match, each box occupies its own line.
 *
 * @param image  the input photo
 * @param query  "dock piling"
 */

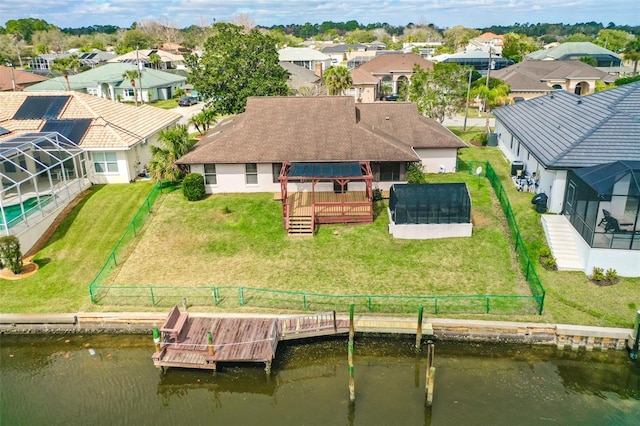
xmin=631 ymin=310 xmax=640 ymax=360
xmin=153 ymin=327 xmax=161 ymax=353
xmin=416 ymin=305 xmax=424 ymax=350
xmin=348 ymin=303 xmax=355 ymax=402
xmin=425 ymin=342 xmax=435 ymax=406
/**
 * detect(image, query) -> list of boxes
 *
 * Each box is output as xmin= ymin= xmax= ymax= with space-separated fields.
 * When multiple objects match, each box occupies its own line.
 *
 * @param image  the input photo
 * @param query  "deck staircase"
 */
xmin=287 ymin=216 xmax=314 ymax=237
xmin=541 ymin=215 xmax=584 ymax=271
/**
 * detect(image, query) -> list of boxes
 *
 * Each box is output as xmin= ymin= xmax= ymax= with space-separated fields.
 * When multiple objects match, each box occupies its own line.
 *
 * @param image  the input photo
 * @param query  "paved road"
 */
xmin=442 ymin=113 xmax=495 ymax=129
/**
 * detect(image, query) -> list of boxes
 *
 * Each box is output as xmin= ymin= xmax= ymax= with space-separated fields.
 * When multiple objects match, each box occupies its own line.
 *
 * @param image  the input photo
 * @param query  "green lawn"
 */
xmin=0 ymin=183 xmax=154 ymax=313
xmin=451 ymin=126 xmax=639 ymax=328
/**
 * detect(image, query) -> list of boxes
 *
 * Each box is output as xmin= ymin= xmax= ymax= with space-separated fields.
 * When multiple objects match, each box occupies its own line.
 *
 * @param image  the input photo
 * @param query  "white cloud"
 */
xmin=0 ymin=0 xmax=637 ymax=29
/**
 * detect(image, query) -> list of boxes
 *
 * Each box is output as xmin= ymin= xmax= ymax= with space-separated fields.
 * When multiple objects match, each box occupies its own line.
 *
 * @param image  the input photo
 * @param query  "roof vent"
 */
xmin=577 ymin=99 xmax=582 ymax=104
xmin=385 ymin=116 xmax=390 ymax=120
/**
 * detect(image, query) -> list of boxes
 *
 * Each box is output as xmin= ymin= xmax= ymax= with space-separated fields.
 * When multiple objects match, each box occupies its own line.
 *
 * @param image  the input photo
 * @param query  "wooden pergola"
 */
xmin=279 ymin=162 xmax=374 ymax=231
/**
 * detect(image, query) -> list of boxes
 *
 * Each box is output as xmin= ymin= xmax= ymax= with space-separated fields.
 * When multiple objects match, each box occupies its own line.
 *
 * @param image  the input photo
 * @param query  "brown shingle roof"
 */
xmin=351 ymin=67 xmax=380 ymax=85
xmin=0 ymin=66 xmax=48 ymax=91
xmin=178 ymin=96 xmax=465 ymax=165
xmin=357 ymin=53 xmax=434 ymax=74
xmin=0 ymin=91 xmax=181 ymax=148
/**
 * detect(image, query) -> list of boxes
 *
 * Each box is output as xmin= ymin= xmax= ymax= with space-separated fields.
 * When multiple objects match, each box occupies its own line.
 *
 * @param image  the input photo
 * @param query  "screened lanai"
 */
xmin=563 ymin=161 xmax=640 ymax=250
xmin=0 ymin=132 xmax=89 ymax=246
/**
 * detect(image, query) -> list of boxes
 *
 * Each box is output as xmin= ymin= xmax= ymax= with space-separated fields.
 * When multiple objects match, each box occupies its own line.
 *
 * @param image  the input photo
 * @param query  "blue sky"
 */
xmin=1 ymin=0 xmax=638 ymax=29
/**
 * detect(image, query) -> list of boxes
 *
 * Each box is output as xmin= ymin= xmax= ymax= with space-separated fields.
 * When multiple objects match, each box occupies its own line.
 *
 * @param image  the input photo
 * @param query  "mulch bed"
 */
xmin=0 ymin=257 xmax=39 ymax=280
xmin=589 ymin=278 xmax=619 ymax=287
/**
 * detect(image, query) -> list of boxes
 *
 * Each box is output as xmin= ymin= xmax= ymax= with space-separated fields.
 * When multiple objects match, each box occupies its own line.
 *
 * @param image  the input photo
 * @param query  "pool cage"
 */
xmin=0 ymin=132 xmax=88 ymax=238
xmin=563 ymin=161 xmax=640 ymax=250
xmin=389 ymin=183 xmax=471 ymax=224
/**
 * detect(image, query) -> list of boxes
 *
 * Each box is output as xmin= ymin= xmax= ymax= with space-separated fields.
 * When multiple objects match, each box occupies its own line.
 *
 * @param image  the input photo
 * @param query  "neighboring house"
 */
xmin=492 ymin=60 xmax=616 ymax=100
xmin=108 ymin=49 xmax=186 ymax=70
xmin=354 ymin=53 xmax=434 ymax=97
xmin=493 ymin=82 xmax=640 ymax=276
xmin=321 ymin=44 xmax=368 ymax=65
xmin=350 ymin=67 xmax=381 ymax=103
xmin=402 ymin=42 xmax=442 ymax=59
xmin=24 ymin=63 xmax=187 ymax=103
xmin=28 ymin=51 xmax=116 ymax=70
xmin=177 ymin=96 xmax=465 ymax=233
xmin=279 ymin=62 xmax=323 ymax=95
xmin=435 ymin=50 xmax=514 ymax=74
xmin=278 ymin=47 xmax=332 ymax=75
xmin=0 ymin=91 xmax=181 ymax=184
xmin=466 ymin=32 xmax=504 ymax=55
xmin=0 ymin=66 xmax=48 ymax=91
xmin=527 ymin=42 xmax=626 ymax=75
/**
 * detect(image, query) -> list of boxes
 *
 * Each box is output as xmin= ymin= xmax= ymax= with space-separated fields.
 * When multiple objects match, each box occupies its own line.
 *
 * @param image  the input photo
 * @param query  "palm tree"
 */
xmin=51 ymin=54 xmax=81 ymax=91
xmin=149 ymin=53 xmax=162 ymax=70
xmin=147 ymin=124 xmax=197 ymax=182
xmin=122 ymin=69 xmax=141 ymax=106
xmin=624 ymin=39 xmax=640 ymax=76
xmin=189 ymin=109 xmax=218 ymax=135
xmin=323 ymin=66 xmax=353 ymax=96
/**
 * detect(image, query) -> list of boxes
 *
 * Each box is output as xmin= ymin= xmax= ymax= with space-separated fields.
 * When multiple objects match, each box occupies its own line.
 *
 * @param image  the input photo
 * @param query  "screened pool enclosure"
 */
xmin=0 ymin=132 xmax=89 ymax=250
xmin=563 ymin=161 xmax=640 ymax=250
xmin=387 ymin=183 xmax=472 ymax=239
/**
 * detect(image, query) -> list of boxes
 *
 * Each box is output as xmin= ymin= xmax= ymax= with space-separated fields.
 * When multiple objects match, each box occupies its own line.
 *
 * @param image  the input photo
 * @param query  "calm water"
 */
xmin=1 ymin=334 xmax=639 ymax=425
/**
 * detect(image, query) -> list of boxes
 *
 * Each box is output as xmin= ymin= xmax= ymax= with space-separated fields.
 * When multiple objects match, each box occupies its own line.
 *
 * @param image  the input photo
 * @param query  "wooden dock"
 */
xmin=153 ymin=308 xmax=348 ymax=372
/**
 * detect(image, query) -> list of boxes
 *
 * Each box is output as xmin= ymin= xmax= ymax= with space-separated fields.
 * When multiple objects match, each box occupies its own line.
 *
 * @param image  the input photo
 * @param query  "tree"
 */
xmin=595 ymin=29 xmax=634 ymax=53
xmin=408 ymin=63 xmax=468 ymax=123
xmin=502 ymin=33 xmax=540 ymax=62
xmin=115 ymin=29 xmax=156 ymax=54
xmin=443 ymin=26 xmax=480 ymax=52
xmin=147 ymin=125 xmax=196 ymax=182
xmin=562 ymin=33 xmax=594 ymax=43
xmin=624 ymin=39 xmax=640 ymax=76
xmin=189 ymin=109 xmax=218 ymax=135
xmin=345 ymin=29 xmax=375 ymax=44
xmin=470 ymin=77 xmax=511 ymax=133
xmin=51 ymin=54 xmax=81 ymax=91
xmin=148 ymin=53 xmax=161 ymax=69
xmin=184 ymin=23 xmax=289 ymax=115
xmin=0 ymin=235 xmax=23 ymax=275
xmin=579 ymin=56 xmax=597 ymax=67
xmin=324 ymin=66 xmax=352 ymax=95
xmin=122 ymin=69 xmax=141 ymax=106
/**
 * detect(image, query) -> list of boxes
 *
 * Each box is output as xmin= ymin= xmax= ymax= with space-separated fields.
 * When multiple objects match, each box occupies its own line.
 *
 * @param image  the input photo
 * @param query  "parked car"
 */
xmin=513 ymin=96 xmax=525 ymax=104
xmin=383 ymin=94 xmax=399 ymax=101
xmin=178 ymin=96 xmax=198 ymax=107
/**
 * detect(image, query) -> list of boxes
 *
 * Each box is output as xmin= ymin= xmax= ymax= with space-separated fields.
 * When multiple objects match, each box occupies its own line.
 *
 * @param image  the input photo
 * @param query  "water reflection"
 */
xmin=1 ymin=334 xmax=639 ymax=425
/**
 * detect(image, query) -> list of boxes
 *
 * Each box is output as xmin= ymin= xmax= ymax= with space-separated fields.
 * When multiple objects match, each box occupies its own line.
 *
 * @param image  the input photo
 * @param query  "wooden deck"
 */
xmin=153 ymin=310 xmax=348 ymax=372
xmin=287 ymin=191 xmax=372 ymax=219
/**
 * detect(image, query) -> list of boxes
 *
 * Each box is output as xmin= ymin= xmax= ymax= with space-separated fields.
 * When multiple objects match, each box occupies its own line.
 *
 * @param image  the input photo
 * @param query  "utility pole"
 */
xmin=463 ymin=67 xmax=473 ymax=131
xmin=136 ymin=47 xmax=145 ymax=104
xmin=484 ymin=47 xmax=494 ymax=134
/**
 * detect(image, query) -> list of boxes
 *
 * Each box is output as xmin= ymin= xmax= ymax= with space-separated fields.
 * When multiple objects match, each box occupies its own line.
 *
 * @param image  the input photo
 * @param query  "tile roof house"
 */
xmin=0 ymin=66 xmax=48 ymax=91
xmin=0 ymin=91 xmax=181 ymax=184
xmin=526 ymin=42 xmax=626 ymax=75
xmin=177 ymin=96 xmax=466 ymax=234
xmin=24 ymin=63 xmax=187 ymax=103
xmin=354 ymin=53 xmax=434 ymax=99
xmin=278 ymin=48 xmax=332 ymax=75
xmin=492 ymin=60 xmax=616 ymax=100
xmin=492 ymin=82 xmax=640 ymax=276
xmin=108 ymin=49 xmax=186 ymax=70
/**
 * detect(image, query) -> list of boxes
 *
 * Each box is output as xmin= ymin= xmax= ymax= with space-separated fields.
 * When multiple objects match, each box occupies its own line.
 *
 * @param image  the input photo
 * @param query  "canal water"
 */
xmin=1 ymin=334 xmax=639 ymax=425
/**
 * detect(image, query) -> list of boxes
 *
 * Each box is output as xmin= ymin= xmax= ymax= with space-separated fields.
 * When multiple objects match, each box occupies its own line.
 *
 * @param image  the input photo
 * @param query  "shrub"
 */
xmin=605 ymin=268 xmax=618 ymax=282
xmin=407 ymin=162 xmax=427 ymax=184
xmin=471 ymin=132 xmax=488 ymax=146
xmin=372 ymin=188 xmax=384 ymax=202
xmin=543 ymin=256 xmax=557 ymax=270
xmin=539 ymin=246 xmax=552 ymax=258
xmin=591 ymin=267 xmax=604 ymax=281
xmin=182 ymin=173 xmax=205 ymax=201
xmin=223 ymin=206 xmax=232 ymax=214
xmin=0 ymin=235 xmax=23 ymax=274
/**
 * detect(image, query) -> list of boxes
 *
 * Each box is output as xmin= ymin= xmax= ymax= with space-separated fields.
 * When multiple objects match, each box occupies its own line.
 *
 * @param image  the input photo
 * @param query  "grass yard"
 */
xmin=452 ymin=125 xmax=639 ymax=328
xmin=107 ymin=172 xmax=526 ymax=295
xmin=0 ymin=183 xmax=154 ymax=313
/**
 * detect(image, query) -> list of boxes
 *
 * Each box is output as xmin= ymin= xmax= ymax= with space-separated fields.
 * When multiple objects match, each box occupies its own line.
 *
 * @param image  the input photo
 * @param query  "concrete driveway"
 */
xmin=170 ymin=102 xmax=205 ymax=127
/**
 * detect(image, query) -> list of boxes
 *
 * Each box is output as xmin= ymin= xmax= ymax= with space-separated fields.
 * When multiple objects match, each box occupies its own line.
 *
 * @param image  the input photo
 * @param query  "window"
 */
xmin=516 ymin=141 xmax=521 ymax=157
xmin=93 ymin=152 xmax=118 ymax=173
xmin=123 ymin=89 xmax=134 ymax=97
xmin=380 ymin=162 xmax=401 ymax=181
xmin=204 ymin=164 xmax=217 ymax=185
xmin=245 ymin=163 xmax=258 ymax=185
xmin=510 ymin=135 xmax=514 ymax=149
xmin=272 ymin=163 xmax=282 ymax=184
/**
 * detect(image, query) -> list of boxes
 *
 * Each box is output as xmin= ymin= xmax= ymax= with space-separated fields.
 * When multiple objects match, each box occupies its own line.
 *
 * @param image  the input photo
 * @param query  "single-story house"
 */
xmin=0 ymin=91 xmax=181 ymax=184
xmin=526 ymin=42 xmax=627 ymax=75
xmin=177 ymin=96 xmax=466 ymax=234
xmin=278 ymin=48 xmax=332 ymax=75
xmin=279 ymin=62 xmax=323 ymax=95
xmin=24 ymin=63 xmax=187 ymax=103
xmin=0 ymin=66 xmax=48 ymax=91
xmin=28 ymin=50 xmax=116 ymax=70
xmin=492 ymin=60 xmax=616 ymax=100
xmin=435 ymin=50 xmax=514 ymax=75
xmin=493 ymin=82 xmax=640 ymax=276
xmin=321 ymin=44 xmax=368 ymax=65
xmin=108 ymin=49 xmax=186 ymax=70
xmin=353 ymin=53 xmax=434 ymax=98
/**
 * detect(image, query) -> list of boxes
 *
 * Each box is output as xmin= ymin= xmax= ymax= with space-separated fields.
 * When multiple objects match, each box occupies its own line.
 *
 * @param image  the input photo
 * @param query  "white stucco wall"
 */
xmin=197 ymin=163 xmax=282 ymax=194
xmin=387 ymin=209 xmax=472 ymax=239
xmin=414 ymin=148 xmax=458 ymax=174
xmin=574 ymin=232 xmax=640 ymax=277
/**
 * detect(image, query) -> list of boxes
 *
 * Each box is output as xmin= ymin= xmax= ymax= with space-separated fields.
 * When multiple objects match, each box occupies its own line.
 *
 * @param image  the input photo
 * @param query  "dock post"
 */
xmin=265 ymin=361 xmax=272 ymax=375
xmin=416 ymin=305 xmax=424 ymax=350
xmin=182 ymin=298 xmax=188 ymax=311
xmin=207 ymin=332 xmax=215 ymax=357
xmin=153 ymin=327 xmax=161 ymax=353
xmin=631 ymin=310 xmax=640 ymax=360
xmin=348 ymin=303 xmax=355 ymax=402
xmin=425 ymin=342 xmax=435 ymax=406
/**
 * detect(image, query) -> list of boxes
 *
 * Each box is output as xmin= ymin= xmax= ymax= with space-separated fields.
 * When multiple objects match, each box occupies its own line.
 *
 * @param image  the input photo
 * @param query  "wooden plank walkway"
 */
xmin=153 ymin=310 xmax=348 ymax=372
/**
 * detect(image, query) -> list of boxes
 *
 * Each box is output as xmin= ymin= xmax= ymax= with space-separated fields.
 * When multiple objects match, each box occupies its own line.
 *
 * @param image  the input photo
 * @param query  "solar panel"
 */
xmin=13 ymin=96 xmax=71 ymax=120
xmin=40 ymin=119 xmax=91 ymax=143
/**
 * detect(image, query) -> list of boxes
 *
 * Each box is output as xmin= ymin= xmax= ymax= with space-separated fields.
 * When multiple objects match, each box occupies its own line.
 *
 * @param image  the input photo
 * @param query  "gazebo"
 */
xmin=279 ymin=162 xmax=374 ymax=235
xmin=0 ymin=132 xmax=89 ymax=251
